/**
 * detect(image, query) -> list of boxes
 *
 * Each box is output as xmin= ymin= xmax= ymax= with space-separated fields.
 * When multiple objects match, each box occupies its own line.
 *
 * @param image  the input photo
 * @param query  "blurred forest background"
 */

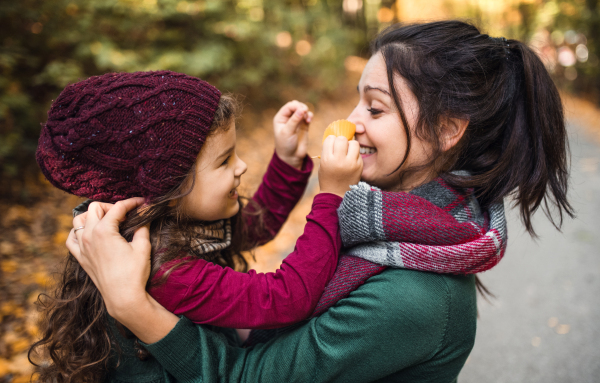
xmin=0 ymin=0 xmax=599 ymax=380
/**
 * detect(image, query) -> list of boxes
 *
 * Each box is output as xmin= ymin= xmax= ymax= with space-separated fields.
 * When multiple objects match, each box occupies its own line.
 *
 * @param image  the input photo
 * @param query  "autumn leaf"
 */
xmin=1 ymin=260 xmax=18 ymax=273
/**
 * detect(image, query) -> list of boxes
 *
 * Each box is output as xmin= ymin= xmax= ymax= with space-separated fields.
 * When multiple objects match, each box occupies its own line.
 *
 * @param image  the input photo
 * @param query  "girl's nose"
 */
xmin=236 ymin=157 xmax=248 ymax=177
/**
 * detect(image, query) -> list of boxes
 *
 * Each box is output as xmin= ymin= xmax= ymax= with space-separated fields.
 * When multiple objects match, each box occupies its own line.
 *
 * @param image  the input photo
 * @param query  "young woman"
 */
xmin=66 ymin=21 xmax=573 ymax=382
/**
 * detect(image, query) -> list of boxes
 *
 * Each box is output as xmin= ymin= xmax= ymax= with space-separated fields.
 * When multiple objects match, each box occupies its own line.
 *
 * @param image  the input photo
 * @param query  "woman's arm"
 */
xmin=150 ymin=193 xmax=343 ymax=328
xmin=140 ymin=270 xmax=473 ymax=383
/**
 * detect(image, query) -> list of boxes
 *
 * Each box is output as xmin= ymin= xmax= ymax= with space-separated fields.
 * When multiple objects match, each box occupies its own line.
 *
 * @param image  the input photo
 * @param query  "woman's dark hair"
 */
xmin=372 ymin=20 xmax=574 ymax=236
xmin=29 ymin=94 xmax=263 ymax=382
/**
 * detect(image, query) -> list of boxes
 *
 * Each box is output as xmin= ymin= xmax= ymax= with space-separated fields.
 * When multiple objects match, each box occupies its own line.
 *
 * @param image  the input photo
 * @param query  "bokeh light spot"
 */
xmin=344 ymin=56 xmax=368 ymax=72
xmin=377 ymin=7 xmax=394 ymax=23
xmin=558 ymin=46 xmax=576 ymax=67
xmin=31 ymin=22 xmax=43 ymax=34
xmin=276 ymin=31 xmax=292 ymax=48
xmin=576 ymin=44 xmax=588 ymax=62
xmin=343 ymin=0 xmax=363 ymax=13
xmin=295 ymin=40 xmax=311 ymax=56
xmin=65 ymin=3 xmax=79 ymax=16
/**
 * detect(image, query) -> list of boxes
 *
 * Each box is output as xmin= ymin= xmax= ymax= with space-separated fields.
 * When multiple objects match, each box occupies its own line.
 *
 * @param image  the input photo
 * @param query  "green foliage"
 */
xmin=0 ymin=0 xmax=368 ymax=199
xmin=541 ymin=0 xmax=600 ymax=98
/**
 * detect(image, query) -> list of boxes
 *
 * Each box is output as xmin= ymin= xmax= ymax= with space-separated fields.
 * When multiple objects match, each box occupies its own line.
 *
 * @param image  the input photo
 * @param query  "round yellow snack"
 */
xmin=322 ymin=119 xmax=356 ymax=143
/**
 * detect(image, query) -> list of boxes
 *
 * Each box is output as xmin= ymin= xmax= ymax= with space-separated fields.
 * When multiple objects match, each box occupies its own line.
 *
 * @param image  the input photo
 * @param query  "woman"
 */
xmin=67 ymin=21 xmax=572 ymax=382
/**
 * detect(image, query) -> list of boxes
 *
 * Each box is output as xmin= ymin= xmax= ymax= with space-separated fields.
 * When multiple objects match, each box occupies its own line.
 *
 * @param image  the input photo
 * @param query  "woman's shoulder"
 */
xmin=348 ymin=268 xmax=477 ymax=345
xmin=365 ymin=267 xmax=476 ymax=305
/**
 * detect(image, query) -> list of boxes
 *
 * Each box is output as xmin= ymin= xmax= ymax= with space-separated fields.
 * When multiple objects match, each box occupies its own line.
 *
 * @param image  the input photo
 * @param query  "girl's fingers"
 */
xmin=284 ymin=107 xmax=309 ymax=133
xmin=274 ymin=101 xmax=307 ymax=124
xmin=333 ymin=136 xmax=349 ymax=157
xmin=305 ymin=111 xmax=314 ymax=124
xmin=347 ymin=140 xmax=360 ymax=160
xmin=322 ymin=135 xmax=336 ymax=157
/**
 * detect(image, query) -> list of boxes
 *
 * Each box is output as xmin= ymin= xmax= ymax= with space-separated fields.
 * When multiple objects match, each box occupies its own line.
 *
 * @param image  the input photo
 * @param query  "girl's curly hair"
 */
xmin=29 ymin=94 xmax=264 ymax=382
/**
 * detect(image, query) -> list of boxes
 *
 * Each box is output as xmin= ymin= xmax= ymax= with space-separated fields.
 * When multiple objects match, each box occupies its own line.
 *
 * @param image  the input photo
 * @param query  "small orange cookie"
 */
xmin=322 ymin=119 xmax=356 ymax=142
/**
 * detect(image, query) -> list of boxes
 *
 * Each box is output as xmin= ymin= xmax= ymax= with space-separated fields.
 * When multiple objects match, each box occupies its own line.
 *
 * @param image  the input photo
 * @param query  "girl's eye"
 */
xmin=367 ymin=107 xmax=383 ymax=116
xmin=221 ymin=156 xmax=230 ymax=166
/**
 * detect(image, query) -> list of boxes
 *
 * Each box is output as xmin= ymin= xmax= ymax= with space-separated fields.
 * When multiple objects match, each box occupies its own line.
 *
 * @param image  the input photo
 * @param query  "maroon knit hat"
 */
xmin=36 ymin=70 xmax=221 ymax=203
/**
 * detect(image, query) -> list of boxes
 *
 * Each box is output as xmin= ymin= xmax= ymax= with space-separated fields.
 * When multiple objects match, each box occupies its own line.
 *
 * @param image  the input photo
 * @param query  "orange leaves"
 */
xmin=0 ymin=192 xmax=85 ymax=381
xmin=1 ymin=260 xmax=18 ymax=274
xmin=52 ymin=231 xmax=69 ymax=245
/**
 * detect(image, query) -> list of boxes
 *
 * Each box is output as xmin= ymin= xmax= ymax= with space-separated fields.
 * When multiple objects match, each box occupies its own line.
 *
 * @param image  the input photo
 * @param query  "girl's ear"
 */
xmin=439 ymin=116 xmax=469 ymax=152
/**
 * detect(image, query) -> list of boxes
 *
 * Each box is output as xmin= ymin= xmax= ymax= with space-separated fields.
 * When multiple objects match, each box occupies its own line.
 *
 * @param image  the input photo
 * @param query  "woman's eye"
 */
xmin=221 ymin=156 xmax=230 ymax=166
xmin=367 ymin=107 xmax=383 ymax=116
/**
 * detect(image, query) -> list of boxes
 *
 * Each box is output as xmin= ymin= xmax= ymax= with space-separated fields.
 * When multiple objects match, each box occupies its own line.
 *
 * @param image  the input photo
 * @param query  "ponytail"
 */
xmin=507 ymin=40 xmax=573 ymax=233
xmin=372 ymin=21 xmax=574 ymax=235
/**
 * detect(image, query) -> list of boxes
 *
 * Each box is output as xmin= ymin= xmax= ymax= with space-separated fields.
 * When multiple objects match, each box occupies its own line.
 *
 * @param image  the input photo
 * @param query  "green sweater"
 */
xmin=108 ymin=268 xmax=477 ymax=383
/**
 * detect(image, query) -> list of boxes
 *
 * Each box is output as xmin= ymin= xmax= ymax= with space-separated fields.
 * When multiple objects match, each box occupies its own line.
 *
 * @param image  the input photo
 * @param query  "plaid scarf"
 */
xmin=245 ymin=177 xmax=506 ymax=346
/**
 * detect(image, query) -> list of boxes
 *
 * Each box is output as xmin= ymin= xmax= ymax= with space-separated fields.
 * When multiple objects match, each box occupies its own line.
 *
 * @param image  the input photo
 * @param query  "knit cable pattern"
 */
xmin=36 ymin=71 xmax=221 ymax=202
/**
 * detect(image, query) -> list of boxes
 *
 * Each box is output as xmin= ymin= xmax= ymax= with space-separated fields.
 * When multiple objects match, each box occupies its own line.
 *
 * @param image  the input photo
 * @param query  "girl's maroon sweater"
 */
xmin=149 ymin=153 xmax=343 ymax=329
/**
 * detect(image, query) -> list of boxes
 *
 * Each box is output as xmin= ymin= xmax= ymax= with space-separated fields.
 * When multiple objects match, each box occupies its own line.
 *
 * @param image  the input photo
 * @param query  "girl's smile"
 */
xmin=180 ymin=121 xmax=247 ymax=221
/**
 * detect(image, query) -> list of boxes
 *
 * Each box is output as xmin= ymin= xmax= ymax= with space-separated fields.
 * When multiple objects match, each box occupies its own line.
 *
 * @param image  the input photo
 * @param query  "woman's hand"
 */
xmin=66 ymin=198 xmax=179 ymax=344
xmin=318 ymin=136 xmax=363 ymax=198
xmin=67 ymin=198 xmax=151 ymax=318
xmin=273 ymin=100 xmax=313 ymax=170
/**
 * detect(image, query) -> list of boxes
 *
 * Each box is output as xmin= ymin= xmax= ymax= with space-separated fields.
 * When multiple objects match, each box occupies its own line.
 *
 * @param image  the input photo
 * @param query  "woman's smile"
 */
xmin=359 ymin=145 xmax=377 ymax=156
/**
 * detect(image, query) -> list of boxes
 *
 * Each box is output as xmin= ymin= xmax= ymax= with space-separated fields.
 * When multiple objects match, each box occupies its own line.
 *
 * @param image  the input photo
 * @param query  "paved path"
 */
xmin=459 ymin=122 xmax=600 ymax=383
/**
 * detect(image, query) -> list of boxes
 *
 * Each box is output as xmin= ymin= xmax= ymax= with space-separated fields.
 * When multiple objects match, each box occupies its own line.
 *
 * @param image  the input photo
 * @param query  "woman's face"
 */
xmin=179 ymin=122 xmax=248 ymax=221
xmin=347 ymin=52 xmax=433 ymax=192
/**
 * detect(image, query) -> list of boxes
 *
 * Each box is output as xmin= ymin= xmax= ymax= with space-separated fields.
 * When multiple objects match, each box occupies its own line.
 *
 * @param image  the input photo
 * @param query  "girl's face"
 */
xmin=347 ymin=52 xmax=434 ymax=192
xmin=180 ymin=122 xmax=247 ymax=221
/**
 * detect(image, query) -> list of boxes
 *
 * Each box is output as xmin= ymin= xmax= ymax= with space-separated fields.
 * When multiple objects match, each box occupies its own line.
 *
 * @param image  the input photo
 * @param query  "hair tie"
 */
xmin=491 ymin=36 xmax=511 ymax=57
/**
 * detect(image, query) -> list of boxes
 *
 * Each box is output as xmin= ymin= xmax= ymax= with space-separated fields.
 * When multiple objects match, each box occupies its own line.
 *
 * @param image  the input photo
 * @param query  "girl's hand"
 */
xmin=66 ymin=198 xmax=151 ymax=319
xmin=318 ymin=136 xmax=363 ymax=198
xmin=273 ymin=100 xmax=313 ymax=170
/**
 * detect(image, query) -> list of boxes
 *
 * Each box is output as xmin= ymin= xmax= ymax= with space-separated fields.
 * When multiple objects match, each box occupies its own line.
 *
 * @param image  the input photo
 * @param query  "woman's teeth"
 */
xmin=359 ymin=146 xmax=377 ymax=155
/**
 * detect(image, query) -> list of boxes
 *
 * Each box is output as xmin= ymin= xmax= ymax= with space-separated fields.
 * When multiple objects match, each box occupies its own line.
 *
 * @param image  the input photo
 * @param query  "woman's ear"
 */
xmin=440 ymin=116 xmax=469 ymax=152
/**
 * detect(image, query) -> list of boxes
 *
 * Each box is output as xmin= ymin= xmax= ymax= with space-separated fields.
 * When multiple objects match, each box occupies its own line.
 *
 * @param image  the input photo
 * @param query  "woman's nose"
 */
xmin=347 ymin=107 xmax=365 ymax=134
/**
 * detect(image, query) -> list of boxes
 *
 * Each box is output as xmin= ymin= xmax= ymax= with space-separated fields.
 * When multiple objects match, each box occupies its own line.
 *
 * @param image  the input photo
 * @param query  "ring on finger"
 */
xmin=74 ymin=226 xmax=85 ymax=232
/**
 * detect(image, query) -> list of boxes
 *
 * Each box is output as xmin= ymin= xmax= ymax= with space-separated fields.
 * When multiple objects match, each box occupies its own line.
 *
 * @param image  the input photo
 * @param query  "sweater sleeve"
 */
xmin=144 ymin=270 xmax=475 ymax=383
xmin=242 ymin=152 xmax=313 ymax=249
xmin=148 ymin=193 xmax=343 ymax=329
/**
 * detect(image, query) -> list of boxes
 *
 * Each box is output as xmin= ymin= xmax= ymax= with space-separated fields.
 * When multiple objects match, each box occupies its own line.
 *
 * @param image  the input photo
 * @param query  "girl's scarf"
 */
xmin=245 ymin=177 xmax=506 ymax=346
xmin=73 ymin=200 xmax=232 ymax=258
xmin=185 ymin=219 xmax=232 ymax=256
